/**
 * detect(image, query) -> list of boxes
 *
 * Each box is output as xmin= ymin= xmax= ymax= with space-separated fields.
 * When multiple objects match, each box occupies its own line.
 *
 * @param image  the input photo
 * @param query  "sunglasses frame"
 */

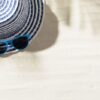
xmin=0 ymin=35 xmax=29 ymax=55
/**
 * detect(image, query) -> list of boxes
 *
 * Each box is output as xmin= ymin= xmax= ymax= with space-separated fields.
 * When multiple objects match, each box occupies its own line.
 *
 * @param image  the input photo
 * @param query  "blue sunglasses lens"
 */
xmin=0 ymin=42 xmax=7 ymax=54
xmin=13 ymin=36 xmax=28 ymax=50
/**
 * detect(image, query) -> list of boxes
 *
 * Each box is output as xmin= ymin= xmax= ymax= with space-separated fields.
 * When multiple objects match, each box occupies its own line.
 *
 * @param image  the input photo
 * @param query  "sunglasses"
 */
xmin=0 ymin=35 xmax=29 ymax=55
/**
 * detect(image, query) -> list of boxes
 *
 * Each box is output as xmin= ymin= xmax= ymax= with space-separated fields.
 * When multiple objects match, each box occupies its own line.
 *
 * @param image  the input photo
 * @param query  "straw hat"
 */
xmin=0 ymin=0 xmax=44 ymax=54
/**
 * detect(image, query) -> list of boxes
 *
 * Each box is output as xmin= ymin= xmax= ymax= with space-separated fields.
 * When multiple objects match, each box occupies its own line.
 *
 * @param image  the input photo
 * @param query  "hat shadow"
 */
xmin=25 ymin=5 xmax=59 ymax=52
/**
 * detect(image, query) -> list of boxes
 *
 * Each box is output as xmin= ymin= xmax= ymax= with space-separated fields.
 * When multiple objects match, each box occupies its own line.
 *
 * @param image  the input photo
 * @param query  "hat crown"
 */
xmin=0 ymin=0 xmax=18 ymax=23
